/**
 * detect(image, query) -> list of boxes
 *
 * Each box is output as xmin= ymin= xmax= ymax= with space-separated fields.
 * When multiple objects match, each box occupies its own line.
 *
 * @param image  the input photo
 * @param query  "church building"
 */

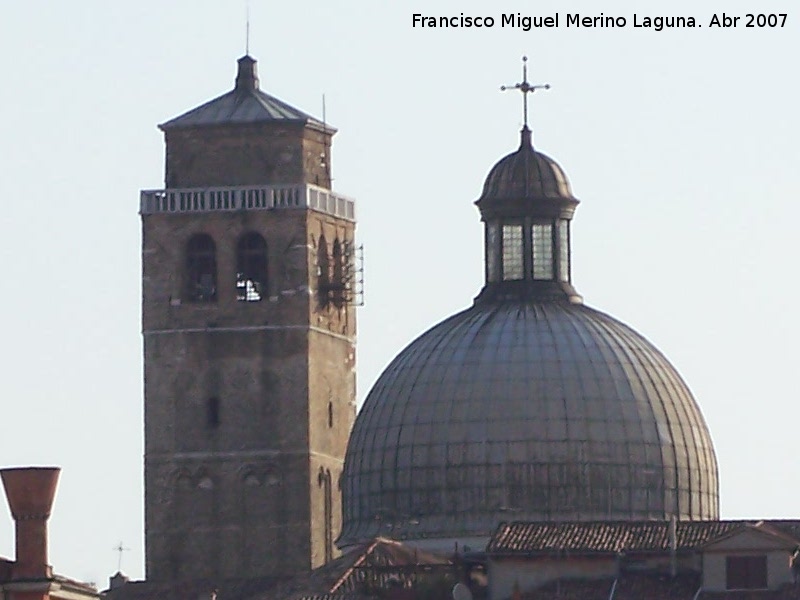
xmin=122 ymin=54 xmax=800 ymax=599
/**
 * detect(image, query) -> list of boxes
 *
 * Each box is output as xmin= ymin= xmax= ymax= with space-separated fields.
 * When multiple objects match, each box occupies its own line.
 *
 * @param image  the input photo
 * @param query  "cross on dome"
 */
xmin=500 ymin=56 xmax=550 ymax=129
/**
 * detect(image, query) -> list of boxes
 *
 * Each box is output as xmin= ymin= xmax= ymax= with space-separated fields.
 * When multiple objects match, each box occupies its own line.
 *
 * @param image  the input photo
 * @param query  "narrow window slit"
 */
xmin=207 ymin=397 xmax=220 ymax=428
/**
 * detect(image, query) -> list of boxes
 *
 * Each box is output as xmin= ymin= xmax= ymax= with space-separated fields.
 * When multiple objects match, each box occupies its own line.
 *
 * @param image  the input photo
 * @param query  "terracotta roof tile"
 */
xmin=487 ymin=520 xmax=759 ymax=555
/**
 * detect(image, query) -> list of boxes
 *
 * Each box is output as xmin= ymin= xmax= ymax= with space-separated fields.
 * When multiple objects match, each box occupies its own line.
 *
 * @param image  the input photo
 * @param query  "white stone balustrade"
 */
xmin=140 ymin=184 xmax=355 ymax=221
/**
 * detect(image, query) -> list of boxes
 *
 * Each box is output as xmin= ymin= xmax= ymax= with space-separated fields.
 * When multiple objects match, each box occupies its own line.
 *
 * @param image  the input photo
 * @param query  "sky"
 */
xmin=0 ymin=0 xmax=798 ymax=588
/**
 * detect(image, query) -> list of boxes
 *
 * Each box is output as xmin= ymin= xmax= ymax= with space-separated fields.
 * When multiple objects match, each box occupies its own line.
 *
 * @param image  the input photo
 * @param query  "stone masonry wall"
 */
xmin=163 ymin=124 xmax=333 ymax=189
xmin=306 ymin=211 xmax=357 ymax=567
xmin=143 ymin=206 xmax=356 ymax=579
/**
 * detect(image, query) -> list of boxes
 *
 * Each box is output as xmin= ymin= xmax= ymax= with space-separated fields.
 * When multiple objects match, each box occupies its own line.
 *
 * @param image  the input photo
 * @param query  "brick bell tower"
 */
xmin=141 ymin=56 xmax=357 ymax=581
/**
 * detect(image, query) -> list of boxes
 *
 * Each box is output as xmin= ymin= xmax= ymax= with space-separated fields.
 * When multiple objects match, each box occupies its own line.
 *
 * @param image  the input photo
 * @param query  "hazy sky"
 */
xmin=1 ymin=0 xmax=798 ymax=588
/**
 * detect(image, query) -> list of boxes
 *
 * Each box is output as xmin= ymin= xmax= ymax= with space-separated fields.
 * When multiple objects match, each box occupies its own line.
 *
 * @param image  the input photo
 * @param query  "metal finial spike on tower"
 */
xmin=321 ymin=93 xmax=333 ymax=186
xmin=500 ymin=55 xmax=551 ymax=129
xmin=245 ymin=0 xmax=251 ymax=55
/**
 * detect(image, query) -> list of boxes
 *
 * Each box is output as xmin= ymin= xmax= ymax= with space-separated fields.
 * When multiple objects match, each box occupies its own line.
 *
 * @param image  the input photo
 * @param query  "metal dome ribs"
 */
xmin=340 ymin=301 xmax=719 ymax=545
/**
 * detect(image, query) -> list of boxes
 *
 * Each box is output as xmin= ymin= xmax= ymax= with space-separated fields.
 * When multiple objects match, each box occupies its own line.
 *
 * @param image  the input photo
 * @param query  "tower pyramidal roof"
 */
xmin=159 ymin=55 xmax=332 ymax=132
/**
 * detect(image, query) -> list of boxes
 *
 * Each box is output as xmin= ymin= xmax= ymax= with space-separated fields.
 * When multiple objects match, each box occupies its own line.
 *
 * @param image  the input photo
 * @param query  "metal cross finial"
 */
xmin=500 ymin=56 xmax=550 ymax=128
xmin=113 ymin=541 xmax=130 ymax=572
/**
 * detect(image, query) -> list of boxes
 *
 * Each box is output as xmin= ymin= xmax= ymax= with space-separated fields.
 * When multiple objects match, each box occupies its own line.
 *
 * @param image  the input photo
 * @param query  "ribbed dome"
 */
xmin=340 ymin=300 xmax=719 ymax=545
xmin=478 ymin=128 xmax=574 ymax=204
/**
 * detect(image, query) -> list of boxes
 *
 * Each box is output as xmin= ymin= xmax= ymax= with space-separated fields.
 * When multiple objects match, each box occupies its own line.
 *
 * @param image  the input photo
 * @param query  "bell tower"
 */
xmin=141 ymin=56 xmax=357 ymax=581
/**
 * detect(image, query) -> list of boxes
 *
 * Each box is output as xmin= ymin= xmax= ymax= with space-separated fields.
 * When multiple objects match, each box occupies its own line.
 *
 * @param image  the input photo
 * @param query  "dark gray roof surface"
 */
xmin=160 ymin=56 xmax=329 ymax=131
xmin=340 ymin=300 xmax=719 ymax=545
xmin=478 ymin=127 xmax=574 ymax=204
xmin=160 ymin=87 xmax=325 ymax=130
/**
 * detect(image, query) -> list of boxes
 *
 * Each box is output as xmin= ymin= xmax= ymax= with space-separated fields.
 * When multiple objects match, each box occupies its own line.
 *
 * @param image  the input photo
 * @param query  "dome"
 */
xmin=478 ymin=128 xmax=575 ymax=205
xmin=341 ymin=69 xmax=719 ymax=547
xmin=340 ymin=300 xmax=719 ymax=545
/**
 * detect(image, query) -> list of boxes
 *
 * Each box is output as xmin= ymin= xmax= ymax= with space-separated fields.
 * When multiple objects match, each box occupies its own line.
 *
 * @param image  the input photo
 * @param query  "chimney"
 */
xmin=0 ymin=467 xmax=61 ymax=579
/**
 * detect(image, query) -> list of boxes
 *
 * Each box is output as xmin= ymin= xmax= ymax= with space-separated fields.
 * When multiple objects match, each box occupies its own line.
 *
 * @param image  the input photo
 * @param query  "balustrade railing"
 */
xmin=140 ymin=184 xmax=355 ymax=221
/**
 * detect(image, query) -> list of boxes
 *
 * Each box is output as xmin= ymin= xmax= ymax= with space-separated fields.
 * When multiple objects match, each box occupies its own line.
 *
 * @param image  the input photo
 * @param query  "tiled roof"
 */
xmin=104 ymin=576 xmax=282 ymax=600
xmin=0 ymin=561 xmax=98 ymax=597
xmin=260 ymin=538 xmax=452 ymax=600
xmin=486 ymin=520 xmax=796 ymax=555
xmin=52 ymin=574 xmax=101 ymax=595
xmin=755 ymin=520 xmax=800 ymax=541
xmin=332 ymin=538 xmax=450 ymax=596
xmin=104 ymin=539 xmax=451 ymax=600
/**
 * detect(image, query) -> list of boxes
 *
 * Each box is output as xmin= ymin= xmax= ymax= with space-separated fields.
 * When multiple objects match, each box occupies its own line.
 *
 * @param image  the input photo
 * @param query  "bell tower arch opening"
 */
xmin=185 ymin=234 xmax=217 ymax=302
xmin=236 ymin=232 xmax=268 ymax=302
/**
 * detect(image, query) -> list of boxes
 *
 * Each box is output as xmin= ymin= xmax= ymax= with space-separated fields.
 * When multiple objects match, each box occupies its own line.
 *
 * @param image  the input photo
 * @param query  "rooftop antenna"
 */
xmin=245 ymin=0 xmax=251 ymax=55
xmin=500 ymin=56 xmax=550 ymax=128
xmin=113 ymin=541 xmax=130 ymax=572
xmin=321 ymin=94 xmax=332 ymax=186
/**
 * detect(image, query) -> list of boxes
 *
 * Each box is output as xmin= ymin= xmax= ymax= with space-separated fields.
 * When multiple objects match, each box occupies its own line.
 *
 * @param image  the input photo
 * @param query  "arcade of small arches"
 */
xmin=185 ymin=232 xmax=268 ymax=303
xmin=183 ymin=231 xmax=352 ymax=306
xmin=171 ymin=466 xmax=285 ymax=492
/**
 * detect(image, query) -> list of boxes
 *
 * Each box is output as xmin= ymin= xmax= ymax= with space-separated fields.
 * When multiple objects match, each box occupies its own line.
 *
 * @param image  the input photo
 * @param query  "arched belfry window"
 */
xmin=186 ymin=234 xmax=217 ymax=302
xmin=317 ymin=235 xmax=330 ymax=305
xmin=236 ymin=233 xmax=268 ymax=302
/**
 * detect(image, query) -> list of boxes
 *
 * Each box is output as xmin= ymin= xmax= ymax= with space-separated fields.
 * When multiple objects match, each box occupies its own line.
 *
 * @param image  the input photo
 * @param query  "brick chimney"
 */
xmin=0 ymin=467 xmax=60 ymax=579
